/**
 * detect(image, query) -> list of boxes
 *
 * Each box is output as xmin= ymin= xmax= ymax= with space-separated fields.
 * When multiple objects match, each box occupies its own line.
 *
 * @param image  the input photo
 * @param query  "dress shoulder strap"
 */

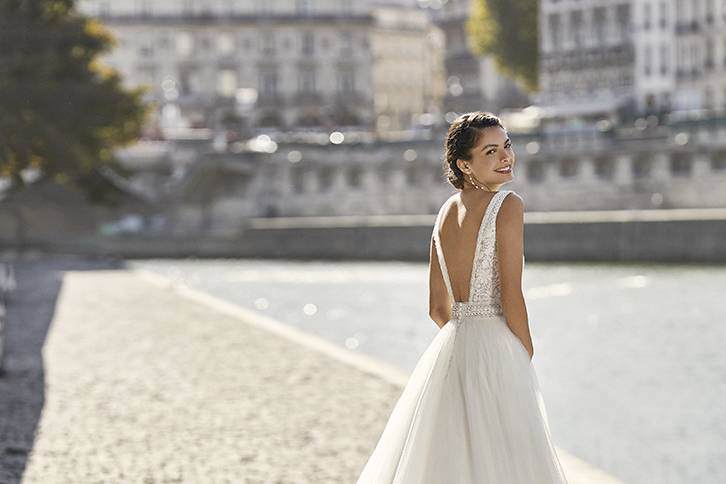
xmin=431 ymin=197 xmax=455 ymax=301
xmin=480 ymin=190 xmax=522 ymax=269
xmin=486 ymin=190 xmax=512 ymax=230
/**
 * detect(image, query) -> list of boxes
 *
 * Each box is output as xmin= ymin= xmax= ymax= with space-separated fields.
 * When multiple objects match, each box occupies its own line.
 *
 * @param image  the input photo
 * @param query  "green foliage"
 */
xmin=467 ymin=0 xmax=539 ymax=92
xmin=0 ymin=0 xmax=150 ymax=202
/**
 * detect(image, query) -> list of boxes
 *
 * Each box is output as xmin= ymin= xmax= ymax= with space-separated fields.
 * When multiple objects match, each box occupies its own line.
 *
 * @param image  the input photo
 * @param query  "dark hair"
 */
xmin=444 ymin=111 xmax=504 ymax=189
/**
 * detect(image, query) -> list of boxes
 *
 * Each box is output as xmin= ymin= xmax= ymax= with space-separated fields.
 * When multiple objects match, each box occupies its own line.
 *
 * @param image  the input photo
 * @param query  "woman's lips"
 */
xmin=495 ymin=166 xmax=512 ymax=174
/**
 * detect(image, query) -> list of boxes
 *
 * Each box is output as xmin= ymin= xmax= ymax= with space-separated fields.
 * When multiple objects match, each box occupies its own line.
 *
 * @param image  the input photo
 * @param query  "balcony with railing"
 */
xmin=96 ymin=10 xmax=374 ymax=26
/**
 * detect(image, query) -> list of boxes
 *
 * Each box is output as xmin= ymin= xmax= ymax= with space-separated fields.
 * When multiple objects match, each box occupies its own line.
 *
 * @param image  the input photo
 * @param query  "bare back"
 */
xmin=436 ymin=191 xmax=498 ymax=303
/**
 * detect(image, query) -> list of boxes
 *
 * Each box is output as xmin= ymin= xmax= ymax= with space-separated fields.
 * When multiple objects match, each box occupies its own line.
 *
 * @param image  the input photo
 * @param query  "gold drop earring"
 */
xmin=465 ymin=167 xmax=493 ymax=192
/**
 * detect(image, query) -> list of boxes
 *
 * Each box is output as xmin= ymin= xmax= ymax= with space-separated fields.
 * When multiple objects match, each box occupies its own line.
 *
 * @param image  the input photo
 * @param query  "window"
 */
xmin=261 ymin=32 xmax=275 ymax=57
xmin=301 ymin=32 xmax=315 ymax=56
xmin=259 ymin=70 xmax=278 ymax=97
xmin=670 ymin=155 xmax=691 ymax=176
xmin=318 ymin=168 xmax=334 ymax=191
xmin=705 ymin=0 xmax=715 ymax=23
xmin=632 ymin=157 xmax=651 ymax=178
xmin=644 ymin=44 xmax=652 ymax=76
xmin=548 ymin=13 xmax=561 ymax=50
xmin=177 ymin=67 xmax=201 ymax=95
xmin=337 ymin=69 xmax=355 ymax=93
xmin=594 ymin=157 xmax=614 ymax=180
xmin=139 ymin=44 xmax=154 ymax=58
xmin=559 ymin=158 xmax=578 ymax=178
xmin=291 ymin=166 xmax=305 ymax=193
xmin=617 ymin=4 xmax=631 ymax=38
xmin=693 ymin=0 xmax=702 ymax=25
xmin=340 ymin=31 xmax=353 ymax=56
xmin=593 ymin=8 xmax=606 ymax=45
xmin=298 ymin=67 xmax=316 ymax=93
xmin=690 ymin=44 xmax=699 ymax=75
xmin=643 ymin=2 xmax=651 ymax=29
xmin=570 ymin=11 xmax=583 ymax=46
xmin=405 ymin=166 xmax=418 ymax=186
xmin=703 ymin=87 xmax=714 ymax=110
xmin=705 ymin=38 xmax=714 ymax=70
xmin=348 ymin=166 xmax=363 ymax=188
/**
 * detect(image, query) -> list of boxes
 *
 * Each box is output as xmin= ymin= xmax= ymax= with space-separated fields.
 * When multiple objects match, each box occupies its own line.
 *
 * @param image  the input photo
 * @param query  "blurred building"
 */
xmin=538 ymin=0 xmax=726 ymax=123
xmin=431 ymin=0 xmax=532 ymax=115
xmin=671 ymin=0 xmax=725 ymax=113
xmin=371 ymin=4 xmax=447 ymax=132
xmin=72 ymin=0 xmax=725 ymax=233
xmin=77 ymin=0 xmax=446 ymax=135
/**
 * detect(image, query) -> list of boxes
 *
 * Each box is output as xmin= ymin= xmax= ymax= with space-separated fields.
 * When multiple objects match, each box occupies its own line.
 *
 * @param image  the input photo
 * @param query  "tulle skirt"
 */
xmin=356 ymin=314 xmax=568 ymax=484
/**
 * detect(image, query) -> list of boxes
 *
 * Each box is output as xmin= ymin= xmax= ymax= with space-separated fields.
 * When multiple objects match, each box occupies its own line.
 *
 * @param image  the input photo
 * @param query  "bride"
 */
xmin=355 ymin=111 xmax=568 ymax=483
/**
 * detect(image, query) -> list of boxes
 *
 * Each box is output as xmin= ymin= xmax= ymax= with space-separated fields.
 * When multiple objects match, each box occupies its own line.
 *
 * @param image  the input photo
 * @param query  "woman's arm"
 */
xmin=428 ymin=235 xmax=452 ymax=328
xmin=496 ymin=193 xmax=534 ymax=360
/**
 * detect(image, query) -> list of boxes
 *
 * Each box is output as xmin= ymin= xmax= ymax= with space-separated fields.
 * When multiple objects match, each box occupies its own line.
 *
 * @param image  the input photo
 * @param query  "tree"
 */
xmin=0 ymin=0 xmax=150 ymax=203
xmin=467 ymin=0 xmax=539 ymax=92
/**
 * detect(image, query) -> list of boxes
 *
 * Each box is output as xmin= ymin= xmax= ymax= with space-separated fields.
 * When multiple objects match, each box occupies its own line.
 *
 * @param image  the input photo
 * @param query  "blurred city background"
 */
xmin=0 ymin=1 xmax=724 ymax=483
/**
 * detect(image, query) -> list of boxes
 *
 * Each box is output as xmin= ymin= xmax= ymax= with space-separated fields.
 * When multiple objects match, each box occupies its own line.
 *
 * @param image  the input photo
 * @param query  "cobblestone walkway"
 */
xmin=0 ymin=258 xmax=400 ymax=483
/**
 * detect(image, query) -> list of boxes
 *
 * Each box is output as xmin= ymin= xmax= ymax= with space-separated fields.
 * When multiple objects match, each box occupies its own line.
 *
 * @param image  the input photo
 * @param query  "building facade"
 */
xmin=370 ymin=5 xmax=447 ymax=132
xmin=671 ymin=0 xmax=726 ymax=113
xmin=538 ymin=0 xmax=726 ymax=122
xmin=77 ymin=0 xmax=446 ymax=134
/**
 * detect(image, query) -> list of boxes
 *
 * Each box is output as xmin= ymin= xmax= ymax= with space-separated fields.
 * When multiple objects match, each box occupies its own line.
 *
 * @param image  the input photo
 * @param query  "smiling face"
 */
xmin=456 ymin=126 xmax=515 ymax=189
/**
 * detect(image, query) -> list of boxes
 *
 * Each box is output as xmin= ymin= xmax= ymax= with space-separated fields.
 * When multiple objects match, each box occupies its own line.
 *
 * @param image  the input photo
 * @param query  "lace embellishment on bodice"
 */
xmin=468 ymin=191 xmax=510 ymax=306
xmin=432 ymin=190 xmax=512 ymax=319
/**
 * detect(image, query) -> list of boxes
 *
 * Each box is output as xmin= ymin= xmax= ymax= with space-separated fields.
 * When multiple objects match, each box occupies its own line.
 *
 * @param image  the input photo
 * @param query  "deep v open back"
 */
xmin=432 ymin=190 xmax=512 ymax=321
xmin=357 ymin=187 xmax=569 ymax=484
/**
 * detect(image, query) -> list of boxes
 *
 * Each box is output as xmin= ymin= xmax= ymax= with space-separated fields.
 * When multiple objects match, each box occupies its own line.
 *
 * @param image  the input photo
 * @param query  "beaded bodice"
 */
xmin=431 ymin=190 xmax=513 ymax=321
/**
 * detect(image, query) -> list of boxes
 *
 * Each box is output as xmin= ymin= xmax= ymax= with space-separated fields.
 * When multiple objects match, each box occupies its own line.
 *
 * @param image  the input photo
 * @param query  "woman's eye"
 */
xmin=487 ymin=149 xmax=496 ymax=155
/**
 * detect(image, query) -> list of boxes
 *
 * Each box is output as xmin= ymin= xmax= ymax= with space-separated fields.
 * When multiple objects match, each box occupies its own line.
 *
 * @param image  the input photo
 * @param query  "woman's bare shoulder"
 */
xmin=438 ymin=192 xmax=460 ymax=215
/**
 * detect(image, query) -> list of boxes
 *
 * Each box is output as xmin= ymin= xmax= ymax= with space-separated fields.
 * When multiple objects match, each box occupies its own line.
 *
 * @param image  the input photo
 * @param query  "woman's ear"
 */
xmin=456 ymin=159 xmax=469 ymax=174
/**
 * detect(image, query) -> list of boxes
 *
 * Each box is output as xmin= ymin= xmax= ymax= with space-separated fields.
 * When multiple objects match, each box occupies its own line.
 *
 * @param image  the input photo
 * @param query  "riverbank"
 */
xmin=2 ymin=207 xmax=726 ymax=263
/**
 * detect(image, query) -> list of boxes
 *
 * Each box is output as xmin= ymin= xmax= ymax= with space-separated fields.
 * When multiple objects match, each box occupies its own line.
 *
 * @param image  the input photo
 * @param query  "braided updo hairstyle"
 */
xmin=444 ymin=111 xmax=504 ymax=189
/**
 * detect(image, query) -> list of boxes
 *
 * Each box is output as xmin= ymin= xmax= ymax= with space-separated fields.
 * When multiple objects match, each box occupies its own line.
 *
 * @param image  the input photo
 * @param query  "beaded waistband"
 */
xmin=451 ymin=301 xmax=503 ymax=320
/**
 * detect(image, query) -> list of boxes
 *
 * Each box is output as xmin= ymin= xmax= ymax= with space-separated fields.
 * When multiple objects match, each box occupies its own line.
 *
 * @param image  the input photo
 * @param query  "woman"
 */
xmin=355 ymin=111 xmax=568 ymax=483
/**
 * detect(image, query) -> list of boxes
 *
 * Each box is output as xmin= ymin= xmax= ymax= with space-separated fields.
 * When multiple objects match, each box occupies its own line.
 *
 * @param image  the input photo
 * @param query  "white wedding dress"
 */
xmin=356 ymin=190 xmax=568 ymax=484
